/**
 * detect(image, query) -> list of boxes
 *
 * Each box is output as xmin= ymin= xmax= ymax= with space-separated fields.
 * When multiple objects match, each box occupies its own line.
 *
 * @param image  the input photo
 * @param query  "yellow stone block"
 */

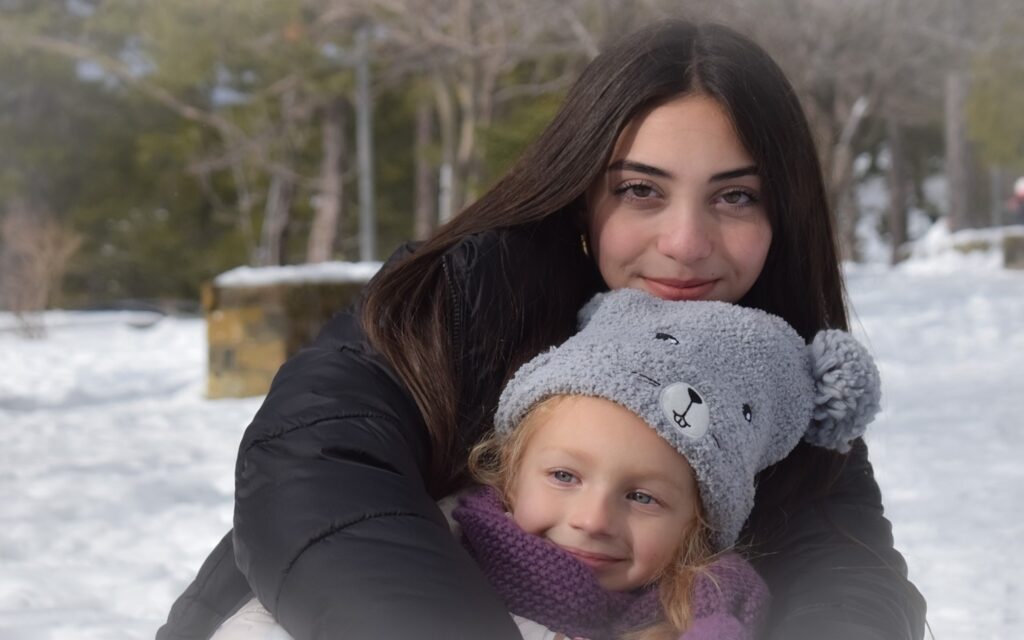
xmin=234 ymin=340 xmax=287 ymax=371
xmin=207 ymin=369 xmax=276 ymax=399
xmin=206 ymin=310 xmax=246 ymax=345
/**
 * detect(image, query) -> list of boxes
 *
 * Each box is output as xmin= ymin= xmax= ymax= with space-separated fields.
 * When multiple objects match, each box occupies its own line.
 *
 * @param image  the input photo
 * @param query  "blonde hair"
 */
xmin=468 ymin=395 xmax=564 ymax=503
xmin=468 ymin=395 xmax=720 ymax=640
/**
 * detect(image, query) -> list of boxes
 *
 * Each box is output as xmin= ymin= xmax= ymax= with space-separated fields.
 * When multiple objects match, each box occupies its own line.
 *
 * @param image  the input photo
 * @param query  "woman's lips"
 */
xmin=642 ymin=277 xmax=717 ymax=301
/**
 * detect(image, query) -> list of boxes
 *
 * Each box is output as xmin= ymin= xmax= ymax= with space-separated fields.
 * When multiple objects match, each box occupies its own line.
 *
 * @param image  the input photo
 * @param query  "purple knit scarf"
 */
xmin=453 ymin=487 xmax=769 ymax=640
xmin=453 ymin=486 xmax=662 ymax=639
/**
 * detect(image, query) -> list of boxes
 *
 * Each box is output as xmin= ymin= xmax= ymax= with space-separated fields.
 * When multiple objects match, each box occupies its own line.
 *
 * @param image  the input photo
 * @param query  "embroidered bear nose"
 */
xmin=660 ymin=382 xmax=710 ymax=440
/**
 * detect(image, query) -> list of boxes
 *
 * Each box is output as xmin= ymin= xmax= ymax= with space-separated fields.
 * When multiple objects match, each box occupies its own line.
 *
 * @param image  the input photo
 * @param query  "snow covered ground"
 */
xmin=2 ymin=230 xmax=1023 ymax=639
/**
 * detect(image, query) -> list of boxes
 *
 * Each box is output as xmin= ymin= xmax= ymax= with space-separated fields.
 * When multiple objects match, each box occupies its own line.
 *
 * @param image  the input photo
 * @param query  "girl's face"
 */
xmin=587 ymin=94 xmax=772 ymax=304
xmin=509 ymin=396 xmax=699 ymax=591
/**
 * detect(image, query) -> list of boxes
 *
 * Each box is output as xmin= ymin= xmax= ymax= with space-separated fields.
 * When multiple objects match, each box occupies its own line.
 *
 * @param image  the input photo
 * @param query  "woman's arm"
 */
xmin=160 ymin=226 xmax=593 ymax=639
xmin=749 ymin=440 xmax=926 ymax=640
xmin=231 ymin=311 xmax=520 ymax=639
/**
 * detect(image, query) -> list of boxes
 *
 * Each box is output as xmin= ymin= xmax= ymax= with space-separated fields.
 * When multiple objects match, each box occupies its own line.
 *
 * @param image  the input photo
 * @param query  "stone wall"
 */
xmin=1003 ymin=234 xmax=1024 ymax=269
xmin=203 ymin=279 xmax=369 ymax=398
xmin=925 ymin=225 xmax=1024 ymax=269
xmin=951 ymin=230 xmax=1024 ymax=269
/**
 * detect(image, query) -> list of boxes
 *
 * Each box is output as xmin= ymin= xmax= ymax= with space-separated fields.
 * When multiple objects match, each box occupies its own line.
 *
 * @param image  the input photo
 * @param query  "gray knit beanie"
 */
xmin=494 ymin=288 xmax=881 ymax=551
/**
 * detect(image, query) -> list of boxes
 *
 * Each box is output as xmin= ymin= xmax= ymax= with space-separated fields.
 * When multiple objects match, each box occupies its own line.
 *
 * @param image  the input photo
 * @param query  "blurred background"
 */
xmin=2 ymin=2 xmax=1024 ymax=639
xmin=0 ymin=0 xmax=1022 ymax=319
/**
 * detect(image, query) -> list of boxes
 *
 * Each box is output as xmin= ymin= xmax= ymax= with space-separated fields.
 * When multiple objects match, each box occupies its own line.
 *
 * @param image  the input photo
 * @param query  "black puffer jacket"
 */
xmin=158 ymin=228 xmax=926 ymax=640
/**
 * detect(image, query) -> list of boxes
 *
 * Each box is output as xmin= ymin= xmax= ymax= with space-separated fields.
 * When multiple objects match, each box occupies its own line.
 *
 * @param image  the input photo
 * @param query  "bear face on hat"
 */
xmin=494 ymin=288 xmax=881 ymax=551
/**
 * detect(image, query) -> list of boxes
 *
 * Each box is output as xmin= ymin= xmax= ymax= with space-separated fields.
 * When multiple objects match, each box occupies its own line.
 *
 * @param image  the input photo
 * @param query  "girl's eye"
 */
xmin=551 ymin=470 xmax=576 ymax=484
xmin=627 ymin=491 xmax=655 ymax=505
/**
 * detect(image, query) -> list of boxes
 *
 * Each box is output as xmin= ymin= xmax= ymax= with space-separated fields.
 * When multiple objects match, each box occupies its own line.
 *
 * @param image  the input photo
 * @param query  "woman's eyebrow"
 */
xmin=606 ymin=160 xmax=759 ymax=184
xmin=606 ymin=159 xmax=673 ymax=179
xmin=709 ymin=165 xmax=758 ymax=182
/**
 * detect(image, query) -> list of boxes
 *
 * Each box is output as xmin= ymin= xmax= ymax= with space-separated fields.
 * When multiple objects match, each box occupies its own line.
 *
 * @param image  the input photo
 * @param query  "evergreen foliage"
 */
xmin=966 ymin=20 xmax=1024 ymax=171
xmin=0 ymin=1 xmax=1014 ymax=306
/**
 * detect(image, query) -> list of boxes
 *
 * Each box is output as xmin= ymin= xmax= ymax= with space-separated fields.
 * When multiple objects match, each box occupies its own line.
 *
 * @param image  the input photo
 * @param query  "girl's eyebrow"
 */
xmin=606 ymin=160 xmax=759 ymax=183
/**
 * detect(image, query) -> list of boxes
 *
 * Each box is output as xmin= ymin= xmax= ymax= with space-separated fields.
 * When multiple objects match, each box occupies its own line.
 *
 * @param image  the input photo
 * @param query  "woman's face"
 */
xmin=587 ymin=94 xmax=772 ymax=303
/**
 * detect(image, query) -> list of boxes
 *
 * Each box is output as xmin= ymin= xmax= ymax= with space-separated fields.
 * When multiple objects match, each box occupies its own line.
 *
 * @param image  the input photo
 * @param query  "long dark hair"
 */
xmin=362 ymin=20 xmax=847 ymax=495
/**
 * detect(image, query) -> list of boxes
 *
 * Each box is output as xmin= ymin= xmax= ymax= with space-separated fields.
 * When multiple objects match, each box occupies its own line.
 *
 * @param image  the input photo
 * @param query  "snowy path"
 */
xmin=847 ymin=265 xmax=1024 ymax=639
xmin=1 ymin=263 xmax=1023 ymax=639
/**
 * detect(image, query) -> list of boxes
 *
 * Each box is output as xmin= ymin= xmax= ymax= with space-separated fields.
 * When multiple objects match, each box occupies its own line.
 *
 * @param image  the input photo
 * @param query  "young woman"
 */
xmin=159 ymin=20 xmax=926 ymax=640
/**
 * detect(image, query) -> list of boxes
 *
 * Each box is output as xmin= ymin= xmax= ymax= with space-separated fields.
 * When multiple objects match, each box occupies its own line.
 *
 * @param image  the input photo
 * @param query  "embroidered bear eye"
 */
xmin=655 ymin=332 xmax=679 ymax=345
xmin=742 ymin=404 xmax=753 ymax=422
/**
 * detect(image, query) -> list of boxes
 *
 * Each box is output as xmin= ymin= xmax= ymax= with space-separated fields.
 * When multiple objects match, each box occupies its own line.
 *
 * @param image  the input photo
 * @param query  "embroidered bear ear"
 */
xmin=804 ymin=329 xmax=882 ymax=453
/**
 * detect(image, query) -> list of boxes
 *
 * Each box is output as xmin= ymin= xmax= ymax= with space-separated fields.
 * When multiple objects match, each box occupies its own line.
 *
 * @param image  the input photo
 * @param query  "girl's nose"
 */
xmin=655 ymin=203 xmax=714 ymax=263
xmin=568 ymin=490 xmax=617 ymax=536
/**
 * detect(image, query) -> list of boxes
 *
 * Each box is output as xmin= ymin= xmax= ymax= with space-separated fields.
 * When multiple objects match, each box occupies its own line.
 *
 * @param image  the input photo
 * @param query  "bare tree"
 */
xmin=886 ymin=116 xmax=909 ymax=263
xmin=371 ymin=0 xmax=600 ymax=216
xmin=413 ymin=97 xmax=436 ymax=240
xmin=307 ymin=97 xmax=348 ymax=262
xmin=0 ymin=202 xmax=81 ymax=337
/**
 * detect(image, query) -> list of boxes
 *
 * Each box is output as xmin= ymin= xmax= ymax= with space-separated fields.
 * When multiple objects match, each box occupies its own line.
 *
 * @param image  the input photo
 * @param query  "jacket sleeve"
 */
xmin=231 ymin=309 xmax=520 ymax=639
xmin=750 ymin=440 xmax=926 ymax=640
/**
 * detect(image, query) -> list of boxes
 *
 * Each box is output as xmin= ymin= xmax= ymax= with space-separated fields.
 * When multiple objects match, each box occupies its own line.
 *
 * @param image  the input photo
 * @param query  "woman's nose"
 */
xmin=568 ymin=490 xmax=617 ymax=536
xmin=655 ymin=203 xmax=714 ymax=263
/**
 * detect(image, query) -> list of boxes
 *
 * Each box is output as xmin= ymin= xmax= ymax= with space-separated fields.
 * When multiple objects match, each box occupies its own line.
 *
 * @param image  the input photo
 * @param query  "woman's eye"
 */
xmin=614 ymin=180 xmax=660 ymax=202
xmin=719 ymin=189 xmax=759 ymax=206
xmin=551 ymin=470 xmax=576 ymax=484
xmin=627 ymin=491 xmax=654 ymax=505
xmin=627 ymin=184 xmax=655 ymax=198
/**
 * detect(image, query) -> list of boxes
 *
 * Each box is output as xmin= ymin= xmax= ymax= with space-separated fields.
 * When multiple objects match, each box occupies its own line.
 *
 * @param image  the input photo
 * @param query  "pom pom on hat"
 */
xmin=805 ymin=330 xmax=882 ymax=453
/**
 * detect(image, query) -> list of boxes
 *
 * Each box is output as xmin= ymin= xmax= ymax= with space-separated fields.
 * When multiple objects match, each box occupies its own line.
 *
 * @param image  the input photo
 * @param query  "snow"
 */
xmin=3 ymin=235 xmax=1024 ymax=639
xmin=213 ymin=261 xmax=382 ymax=287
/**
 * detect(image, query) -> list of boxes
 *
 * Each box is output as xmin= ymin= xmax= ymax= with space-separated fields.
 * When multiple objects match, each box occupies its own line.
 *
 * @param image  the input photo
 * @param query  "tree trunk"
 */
xmin=454 ymin=77 xmax=476 ymax=210
xmin=230 ymin=160 xmax=259 ymax=264
xmin=354 ymin=25 xmax=376 ymax=262
xmin=886 ymin=117 xmax=908 ymax=264
xmin=945 ymin=71 xmax=970 ymax=231
xmin=307 ymin=98 xmax=345 ymax=263
xmin=830 ymin=96 xmax=870 ymax=262
xmin=414 ymin=100 xmax=436 ymax=240
xmin=433 ymin=74 xmax=457 ymax=224
xmin=258 ymin=171 xmax=295 ymax=266
xmin=989 ymin=166 xmax=1006 ymax=227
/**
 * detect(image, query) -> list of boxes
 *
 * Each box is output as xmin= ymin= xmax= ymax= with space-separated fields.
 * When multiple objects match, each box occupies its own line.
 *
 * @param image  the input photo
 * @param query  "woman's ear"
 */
xmin=574 ymin=197 xmax=593 ymax=250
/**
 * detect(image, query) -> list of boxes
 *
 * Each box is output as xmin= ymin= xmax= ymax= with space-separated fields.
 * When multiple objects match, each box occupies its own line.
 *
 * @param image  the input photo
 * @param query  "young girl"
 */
xmin=452 ymin=288 xmax=882 ymax=640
